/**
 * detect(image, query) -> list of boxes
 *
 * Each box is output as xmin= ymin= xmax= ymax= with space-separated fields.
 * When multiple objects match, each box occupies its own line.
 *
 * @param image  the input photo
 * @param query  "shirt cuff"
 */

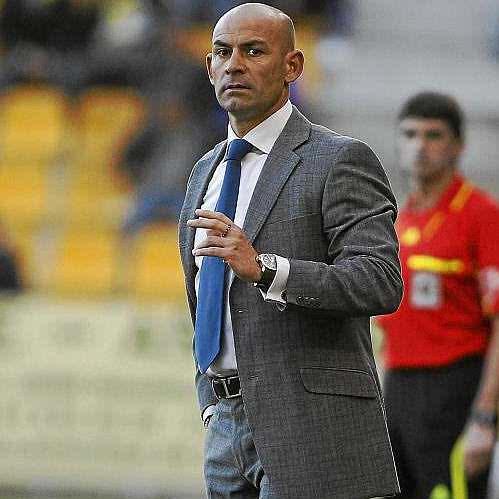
xmin=259 ymin=255 xmax=289 ymax=305
xmin=202 ymin=404 xmax=216 ymax=423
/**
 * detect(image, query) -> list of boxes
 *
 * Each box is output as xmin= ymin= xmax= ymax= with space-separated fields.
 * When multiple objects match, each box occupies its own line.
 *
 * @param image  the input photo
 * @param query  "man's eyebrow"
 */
xmin=213 ymin=40 xmax=231 ymax=47
xmin=241 ymin=39 xmax=268 ymax=46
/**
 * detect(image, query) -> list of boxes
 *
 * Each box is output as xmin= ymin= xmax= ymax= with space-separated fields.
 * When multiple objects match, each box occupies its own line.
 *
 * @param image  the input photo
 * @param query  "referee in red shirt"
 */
xmin=378 ymin=92 xmax=499 ymax=498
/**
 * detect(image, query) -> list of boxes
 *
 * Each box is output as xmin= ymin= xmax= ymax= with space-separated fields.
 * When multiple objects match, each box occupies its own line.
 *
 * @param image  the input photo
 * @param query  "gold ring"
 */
xmin=221 ymin=224 xmax=231 ymax=238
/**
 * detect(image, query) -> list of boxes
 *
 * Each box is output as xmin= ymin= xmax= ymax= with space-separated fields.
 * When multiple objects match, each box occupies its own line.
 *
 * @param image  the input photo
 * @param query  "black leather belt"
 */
xmin=211 ymin=375 xmax=241 ymax=399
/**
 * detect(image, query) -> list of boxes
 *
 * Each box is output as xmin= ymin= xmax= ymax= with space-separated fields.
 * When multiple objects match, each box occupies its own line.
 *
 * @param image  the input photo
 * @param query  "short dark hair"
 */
xmin=398 ymin=91 xmax=464 ymax=141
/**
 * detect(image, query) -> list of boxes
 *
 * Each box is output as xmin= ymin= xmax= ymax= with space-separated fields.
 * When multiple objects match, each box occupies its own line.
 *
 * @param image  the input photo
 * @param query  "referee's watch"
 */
xmin=471 ymin=409 xmax=498 ymax=429
xmin=254 ymin=254 xmax=277 ymax=292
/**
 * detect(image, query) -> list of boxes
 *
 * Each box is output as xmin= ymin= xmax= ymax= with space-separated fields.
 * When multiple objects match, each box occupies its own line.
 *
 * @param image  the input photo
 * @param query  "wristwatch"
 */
xmin=471 ymin=409 xmax=498 ymax=429
xmin=254 ymin=253 xmax=278 ymax=292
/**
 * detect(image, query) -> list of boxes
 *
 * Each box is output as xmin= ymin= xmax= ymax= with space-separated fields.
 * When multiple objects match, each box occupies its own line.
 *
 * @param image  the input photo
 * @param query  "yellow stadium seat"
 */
xmin=51 ymin=230 xmax=119 ymax=296
xmin=61 ymin=87 xmax=145 ymax=227
xmin=127 ymin=224 xmax=185 ymax=302
xmin=65 ymin=165 xmax=131 ymax=229
xmin=73 ymin=87 xmax=145 ymax=168
xmin=0 ymin=85 xmax=68 ymax=165
xmin=0 ymin=164 xmax=47 ymax=226
xmin=61 ymin=87 xmax=144 ymax=228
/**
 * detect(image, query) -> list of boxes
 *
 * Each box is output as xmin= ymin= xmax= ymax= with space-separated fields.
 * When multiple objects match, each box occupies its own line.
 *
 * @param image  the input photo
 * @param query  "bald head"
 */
xmin=207 ymin=2 xmax=304 ymax=135
xmin=213 ymin=3 xmax=295 ymax=54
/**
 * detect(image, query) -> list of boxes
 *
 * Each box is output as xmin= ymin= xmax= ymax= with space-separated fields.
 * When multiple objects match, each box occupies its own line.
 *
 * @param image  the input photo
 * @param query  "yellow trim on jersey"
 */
xmin=401 ymin=179 xmax=475 ymax=247
xmin=407 ymin=255 xmax=465 ymax=274
xmin=400 ymin=227 xmax=421 ymax=246
xmin=422 ymin=212 xmax=446 ymax=241
xmin=450 ymin=181 xmax=474 ymax=212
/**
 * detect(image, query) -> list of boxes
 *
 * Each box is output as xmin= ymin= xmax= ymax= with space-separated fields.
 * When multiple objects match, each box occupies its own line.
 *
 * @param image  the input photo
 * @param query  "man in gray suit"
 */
xmin=178 ymin=3 xmax=402 ymax=498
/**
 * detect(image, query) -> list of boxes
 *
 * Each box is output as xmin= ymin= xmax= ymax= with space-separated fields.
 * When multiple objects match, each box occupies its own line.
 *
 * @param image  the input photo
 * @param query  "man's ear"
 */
xmin=284 ymin=50 xmax=304 ymax=85
xmin=206 ymin=53 xmax=215 ymax=86
xmin=453 ymin=140 xmax=465 ymax=163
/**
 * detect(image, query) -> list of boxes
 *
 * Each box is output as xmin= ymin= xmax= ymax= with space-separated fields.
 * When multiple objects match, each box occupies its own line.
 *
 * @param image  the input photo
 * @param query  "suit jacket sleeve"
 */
xmin=285 ymin=139 xmax=402 ymax=316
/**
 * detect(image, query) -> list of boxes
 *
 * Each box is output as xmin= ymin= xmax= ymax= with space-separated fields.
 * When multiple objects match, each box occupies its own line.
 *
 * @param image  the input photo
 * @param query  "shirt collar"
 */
xmin=226 ymin=100 xmax=293 ymax=155
xmin=406 ymin=172 xmax=464 ymax=214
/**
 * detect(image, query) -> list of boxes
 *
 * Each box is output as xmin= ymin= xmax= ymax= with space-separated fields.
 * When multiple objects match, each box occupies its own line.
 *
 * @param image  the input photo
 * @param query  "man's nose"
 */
xmin=225 ymin=49 xmax=245 ymax=73
xmin=412 ymin=136 xmax=425 ymax=153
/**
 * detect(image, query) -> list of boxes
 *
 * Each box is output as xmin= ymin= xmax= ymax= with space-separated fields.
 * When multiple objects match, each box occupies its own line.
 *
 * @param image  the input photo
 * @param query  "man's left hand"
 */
xmin=187 ymin=209 xmax=261 ymax=282
xmin=463 ymin=421 xmax=496 ymax=478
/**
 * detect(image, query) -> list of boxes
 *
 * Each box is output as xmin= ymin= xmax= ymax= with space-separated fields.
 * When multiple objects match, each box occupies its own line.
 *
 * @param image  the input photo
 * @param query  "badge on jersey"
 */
xmin=410 ymin=272 xmax=442 ymax=309
xmin=400 ymin=226 xmax=421 ymax=246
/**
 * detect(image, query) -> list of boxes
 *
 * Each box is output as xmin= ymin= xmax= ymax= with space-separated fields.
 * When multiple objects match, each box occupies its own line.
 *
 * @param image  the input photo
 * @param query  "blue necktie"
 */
xmin=195 ymin=139 xmax=253 ymax=373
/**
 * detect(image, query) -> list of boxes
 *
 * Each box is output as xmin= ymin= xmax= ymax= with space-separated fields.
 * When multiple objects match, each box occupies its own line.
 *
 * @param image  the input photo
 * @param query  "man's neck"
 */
xmin=410 ymin=168 xmax=456 ymax=211
xmin=229 ymin=96 xmax=288 ymax=137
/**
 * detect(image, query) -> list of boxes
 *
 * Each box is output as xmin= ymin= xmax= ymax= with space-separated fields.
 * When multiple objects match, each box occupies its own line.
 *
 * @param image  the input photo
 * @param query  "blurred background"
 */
xmin=0 ymin=1 xmax=498 ymax=498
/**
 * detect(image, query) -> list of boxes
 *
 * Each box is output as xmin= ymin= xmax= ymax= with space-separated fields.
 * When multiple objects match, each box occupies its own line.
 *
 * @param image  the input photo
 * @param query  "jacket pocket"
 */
xmin=299 ymin=367 xmax=377 ymax=398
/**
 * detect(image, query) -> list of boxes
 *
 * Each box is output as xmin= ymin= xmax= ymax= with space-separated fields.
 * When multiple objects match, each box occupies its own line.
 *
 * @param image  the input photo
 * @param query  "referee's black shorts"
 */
xmin=384 ymin=355 xmax=490 ymax=499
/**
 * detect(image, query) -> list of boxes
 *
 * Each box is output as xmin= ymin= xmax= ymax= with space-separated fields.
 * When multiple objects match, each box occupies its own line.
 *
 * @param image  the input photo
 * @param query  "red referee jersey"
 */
xmin=379 ymin=173 xmax=499 ymax=369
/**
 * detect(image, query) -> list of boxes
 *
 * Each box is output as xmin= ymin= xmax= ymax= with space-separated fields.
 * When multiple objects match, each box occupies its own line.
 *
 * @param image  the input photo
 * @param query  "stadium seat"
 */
xmin=0 ymin=164 xmax=47 ymax=226
xmin=127 ymin=224 xmax=185 ymax=302
xmin=51 ymin=230 xmax=119 ymax=296
xmin=64 ymin=87 xmax=145 ymax=228
xmin=72 ymin=87 xmax=145 ymax=168
xmin=64 ymin=171 xmax=130 ymax=229
xmin=0 ymin=85 xmax=68 ymax=165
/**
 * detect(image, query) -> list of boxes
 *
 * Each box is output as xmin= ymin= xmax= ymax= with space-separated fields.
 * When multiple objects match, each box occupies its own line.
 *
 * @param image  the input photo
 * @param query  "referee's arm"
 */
xmin=463 ymin=315 xmax=499 ymax=478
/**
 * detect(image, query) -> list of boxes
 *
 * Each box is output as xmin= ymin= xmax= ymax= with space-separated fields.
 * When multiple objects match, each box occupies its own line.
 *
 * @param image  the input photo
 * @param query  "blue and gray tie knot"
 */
xmin=225 ymin=138 xmax=253 ymax=162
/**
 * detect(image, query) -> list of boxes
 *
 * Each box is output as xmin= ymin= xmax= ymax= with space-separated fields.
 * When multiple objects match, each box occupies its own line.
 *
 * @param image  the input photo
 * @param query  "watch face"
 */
xmin=261 ymin=254 xmax=277 ymax=271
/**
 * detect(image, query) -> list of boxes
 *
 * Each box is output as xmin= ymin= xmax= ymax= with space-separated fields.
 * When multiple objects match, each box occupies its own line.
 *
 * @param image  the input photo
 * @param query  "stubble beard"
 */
xmin=414 ymin=160 xmax=455 ymax=187
xmin=219 ymin=93 xmax=262 ymax=123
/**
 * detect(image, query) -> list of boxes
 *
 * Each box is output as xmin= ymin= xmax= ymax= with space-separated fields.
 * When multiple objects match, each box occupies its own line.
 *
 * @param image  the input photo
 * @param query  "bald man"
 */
xmin=179 ymin=4 xmax=402 ymax=498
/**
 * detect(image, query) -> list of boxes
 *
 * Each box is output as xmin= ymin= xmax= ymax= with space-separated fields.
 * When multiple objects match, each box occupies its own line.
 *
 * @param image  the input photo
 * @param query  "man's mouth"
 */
xmin=224 ymin=83 xmax=250 ymax=91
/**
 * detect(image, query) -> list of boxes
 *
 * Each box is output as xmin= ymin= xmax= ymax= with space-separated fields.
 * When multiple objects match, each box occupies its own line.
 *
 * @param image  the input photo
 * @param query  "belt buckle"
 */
xmin=212 ymin=375 xmax=241 ymax=399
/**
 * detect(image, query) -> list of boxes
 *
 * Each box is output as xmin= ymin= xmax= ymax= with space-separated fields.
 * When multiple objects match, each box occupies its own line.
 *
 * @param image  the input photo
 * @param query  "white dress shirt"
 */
xmin=194 ymin=100 xmax=292 ymax=377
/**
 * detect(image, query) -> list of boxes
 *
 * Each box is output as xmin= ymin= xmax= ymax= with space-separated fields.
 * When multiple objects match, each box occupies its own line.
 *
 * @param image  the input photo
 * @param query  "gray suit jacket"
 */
xmin=178 ymin=107 xmax=402 ymax=498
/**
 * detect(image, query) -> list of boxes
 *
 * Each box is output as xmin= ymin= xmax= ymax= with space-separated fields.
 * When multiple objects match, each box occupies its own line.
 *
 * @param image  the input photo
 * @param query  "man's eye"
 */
xmin=248 ymin=48 xmax=262 ymax=56
xmin=402 ymin=130 xmax=417 ymax=139
xmin=426 ymin=131 xmax=443 ymax=140
xmin=216 ymin=48 xmax=229 ymax=56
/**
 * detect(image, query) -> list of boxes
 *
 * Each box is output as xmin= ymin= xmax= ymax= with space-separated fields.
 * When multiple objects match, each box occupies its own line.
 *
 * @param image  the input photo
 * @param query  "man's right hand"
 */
xmin=463 ymin=421 xmax=496 ymax=478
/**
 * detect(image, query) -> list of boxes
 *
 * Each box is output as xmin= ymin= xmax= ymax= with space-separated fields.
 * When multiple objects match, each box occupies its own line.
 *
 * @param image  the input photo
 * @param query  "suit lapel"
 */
xmin=243 ymin=107 xmax=311 ymax=243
